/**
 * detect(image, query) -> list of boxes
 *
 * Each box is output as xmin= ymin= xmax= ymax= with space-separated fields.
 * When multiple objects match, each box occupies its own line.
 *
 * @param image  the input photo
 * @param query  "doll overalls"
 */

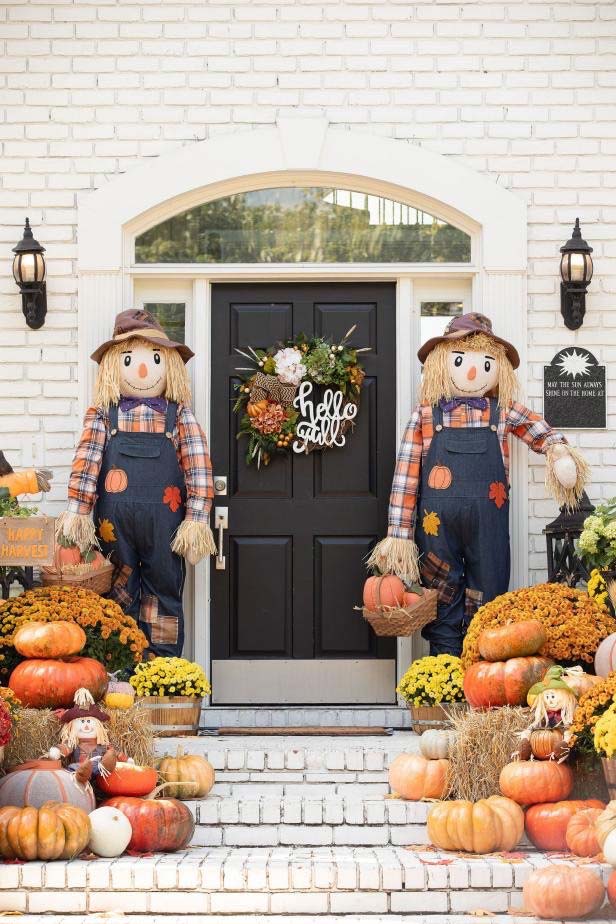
xmin=95 ymin=401 xmax=186 ymax=658
xmin=417 ymin=399 xmax=510 ymax=656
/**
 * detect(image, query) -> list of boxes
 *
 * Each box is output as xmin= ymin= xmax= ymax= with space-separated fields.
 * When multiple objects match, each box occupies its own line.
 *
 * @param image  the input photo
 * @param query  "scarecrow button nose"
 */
xmin=467 ymin=366 xmax=477 ymax=381
xmin=138 ymin=363 xmax=148 ymax=379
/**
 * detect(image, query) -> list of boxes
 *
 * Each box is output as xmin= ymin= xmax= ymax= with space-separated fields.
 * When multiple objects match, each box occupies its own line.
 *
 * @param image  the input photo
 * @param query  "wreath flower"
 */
xmin=273 ymin=347 xmax=306 ymax=386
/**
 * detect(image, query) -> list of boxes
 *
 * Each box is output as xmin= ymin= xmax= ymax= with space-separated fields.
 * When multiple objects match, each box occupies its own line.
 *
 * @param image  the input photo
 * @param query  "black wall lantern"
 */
xmin=559 ymin=218 xmax=593 ymax=331
xmin=544 ymin=491 xmax=594 ymax=587
xmin=12 ymin=218 xmax=47 ymax=330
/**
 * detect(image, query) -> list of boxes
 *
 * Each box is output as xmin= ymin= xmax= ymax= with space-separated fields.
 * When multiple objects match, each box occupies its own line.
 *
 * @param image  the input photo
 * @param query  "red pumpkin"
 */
xmin=525 ymin=799 xmax=604 ymax=851
xmin=9 ymin=656 xmax=108 ymax=709
xmin=96 ymin=763 xmax=158 ymax=798
xmin=608 ymin=870 xmax=616 ymax=910
xmin=477 ymin=619 xmax=546 ymax=662
xmin=427 ymin=464 xmax=452 ymax=490
xmin=102 ymin=797 xmax=194 ymax=853
xmin=105 ymin=467 xmax=128 ymax=493
xmin=463 ymin=656 xmax=553 ymax=708
xmin=13 ymin=621 xmax=86 ymax=659
xmin=566 ymin=807 xmax=604 ymax=857
xmin=523 ymin=866 xmax=605 ymax=920
xmin=363 ymin=575 xmax=405 ymax=610
xmin=499 ymin=760 xmax=574 ymax=806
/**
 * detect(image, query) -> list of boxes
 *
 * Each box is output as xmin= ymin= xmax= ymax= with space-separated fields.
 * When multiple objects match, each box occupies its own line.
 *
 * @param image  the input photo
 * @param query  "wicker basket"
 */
xmin=41 ymin=560 xmax=114 ymax=594
xmin=137 ymin=695 xmax=202 ymax=737
xmin=408 ymin=701 xmax=469 ymax=734
xmin=361 ymin=588 xmax=437 ymax=637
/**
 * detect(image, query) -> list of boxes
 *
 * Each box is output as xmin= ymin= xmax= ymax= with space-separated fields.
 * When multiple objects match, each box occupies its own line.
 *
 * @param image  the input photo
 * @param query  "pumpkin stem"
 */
xmin=149 ymin=781 xmax=195 ymax=799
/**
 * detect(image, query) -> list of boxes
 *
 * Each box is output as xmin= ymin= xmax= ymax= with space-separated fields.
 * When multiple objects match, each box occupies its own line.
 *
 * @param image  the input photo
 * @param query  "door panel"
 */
xmin=210 ymin=282 xmax=397 ymax=704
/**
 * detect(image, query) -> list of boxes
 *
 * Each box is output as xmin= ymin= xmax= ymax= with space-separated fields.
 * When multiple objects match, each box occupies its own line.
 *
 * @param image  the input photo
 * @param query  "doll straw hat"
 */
xmin=91 ymin=309 xmax=194 ymax=364
xmin=59 ymin=703 xmax=110 ymax=724
xmin=417 ymin=312 xmax=520 ymax=369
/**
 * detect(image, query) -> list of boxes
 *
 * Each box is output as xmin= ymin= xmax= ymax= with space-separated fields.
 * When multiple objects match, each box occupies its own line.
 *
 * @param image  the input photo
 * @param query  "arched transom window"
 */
xmin=135 ymin=186 xmax=472 ymax=264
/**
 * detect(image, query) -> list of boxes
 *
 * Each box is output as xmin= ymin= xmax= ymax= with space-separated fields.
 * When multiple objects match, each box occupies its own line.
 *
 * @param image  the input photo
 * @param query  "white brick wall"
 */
xmin=0 ymin=0 xmax=615 ymax=582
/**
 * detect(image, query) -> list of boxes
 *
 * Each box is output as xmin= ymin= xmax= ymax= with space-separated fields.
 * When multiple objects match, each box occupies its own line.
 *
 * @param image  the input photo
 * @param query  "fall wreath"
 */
xmin=233 ymin=326 xmax=368 ymax=467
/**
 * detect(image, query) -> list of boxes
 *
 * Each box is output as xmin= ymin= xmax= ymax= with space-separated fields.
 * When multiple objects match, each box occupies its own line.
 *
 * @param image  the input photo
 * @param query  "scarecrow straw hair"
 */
xmin=530 ymin=688 xmax=577 ymax=730
xmin=420 ymin=333 xmax=518 ymax=409
xmin=445 ymin=705 xmax=530 ymax=801
xmin=60 ymin=716 xmax=109 ymax=750
xmin=94 ymin=337 xmax=192 ymax=410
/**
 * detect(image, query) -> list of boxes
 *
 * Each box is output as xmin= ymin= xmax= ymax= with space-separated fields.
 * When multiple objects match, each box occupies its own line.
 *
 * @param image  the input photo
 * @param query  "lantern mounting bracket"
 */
xmin=19 ymin=282 xmax=47 ymax=330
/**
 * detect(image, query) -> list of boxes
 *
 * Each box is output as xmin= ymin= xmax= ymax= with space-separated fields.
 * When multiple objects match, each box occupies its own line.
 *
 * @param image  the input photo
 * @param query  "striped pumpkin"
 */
xmin=0 ymin=765 xmax=95 ymax=813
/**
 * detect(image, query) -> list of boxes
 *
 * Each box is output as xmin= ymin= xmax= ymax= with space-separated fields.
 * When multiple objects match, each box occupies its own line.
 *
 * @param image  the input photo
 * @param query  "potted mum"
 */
xmin=396 ymin=654 xmax=466 ymax=734
xmin=130 ymin=657 xmax=211 ymax=737
xmin=592 ymin=701 xmax=616 ymax=798
xmin=578 ymin=501 xmax=616 ymax=610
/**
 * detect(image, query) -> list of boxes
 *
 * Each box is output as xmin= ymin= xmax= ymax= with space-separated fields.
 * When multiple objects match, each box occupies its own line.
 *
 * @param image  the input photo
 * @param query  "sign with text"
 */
xmin=0 ymin=516 xmax=55 ymax=566
xmin=293 ymin=380 xmax=358 ymax=454
xmin=544 ymin=348 xmax=606 ymax=429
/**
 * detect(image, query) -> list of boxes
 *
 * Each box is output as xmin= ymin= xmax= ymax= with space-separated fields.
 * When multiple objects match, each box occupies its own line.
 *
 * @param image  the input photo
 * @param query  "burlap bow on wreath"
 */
xmin=249 ymin=372 xmax=298 ymax=405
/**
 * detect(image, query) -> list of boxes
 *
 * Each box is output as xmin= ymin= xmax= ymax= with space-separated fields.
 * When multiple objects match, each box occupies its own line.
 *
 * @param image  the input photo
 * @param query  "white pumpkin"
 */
xmin=88 ymin=806 xmax=133 ymax=858
xmin=595 ymin=633 xmax=616 ymax=678
xmin=419 ymin=729 xmax=457 ymax=760
xmin=603 ymin=828 xmax=616 ymax=868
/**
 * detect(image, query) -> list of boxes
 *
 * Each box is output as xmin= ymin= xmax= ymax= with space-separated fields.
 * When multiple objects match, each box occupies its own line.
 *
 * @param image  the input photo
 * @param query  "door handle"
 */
xmin=214 ymin=507 xmax=228 ymax=571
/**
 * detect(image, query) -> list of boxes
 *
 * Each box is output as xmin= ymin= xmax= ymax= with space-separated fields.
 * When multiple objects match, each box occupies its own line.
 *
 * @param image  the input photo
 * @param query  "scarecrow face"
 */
xmin=74 ymin=716 xmax=98 ymax=740
xmin=447 ymin=346 xmax=499 ymax=398
xmin=119 ymin=342 xmax=167 ymax=398
xmin=542 ymin=688 xmax=569 ymax=711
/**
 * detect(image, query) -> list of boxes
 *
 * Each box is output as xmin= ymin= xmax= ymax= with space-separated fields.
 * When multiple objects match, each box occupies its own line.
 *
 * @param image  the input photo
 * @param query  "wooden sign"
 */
xmin=0 ymin=516 xmax=55 ymax=566
xmin=544 ymin=348 xmax=606 ymax=430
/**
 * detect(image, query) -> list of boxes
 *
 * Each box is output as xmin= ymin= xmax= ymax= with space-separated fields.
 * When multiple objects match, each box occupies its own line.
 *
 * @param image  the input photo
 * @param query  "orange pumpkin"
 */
xmin=427 ymin=796 xmax=524 ymax=854
xmin=102 ymin=796 xmax=194 ymax=853
xmin=523 ymin=866 xmax=605 ymax=920
xmin=403 ymin=591 xmax=422 ymax=607
xmin=388 ymin=753 xmax=449 ymax=801
xmin=9 ymin=656 xmax=108 ymax=709
xmin=463 ymin=656 xmax=553 ymax=708
xmin=427 ymin=464 xmax=452 ymax=490
xmin=566 ymin=807 xmax=604 ymax=857
xmin=529 ymin=728 xmax=567 ymax=761
xmin=55 ymin=541 xmax=82 ymax=567
xmin=363 ymin=575 xmax=405 ymax=611
xmin=499 ymin=760 xmax=574 ymax=806
xmin=0 ymin=802 xmax=90 ymax=861
xmin=105 ymin=467 xmax=128 ymax=493
xmin=156 ymin=747 xmax=215 ymax=800
xmin=525 ymin=799 xmax=604 ymax=851
xmin=477 ymin=619 xmax=546 ymax=662
xmin=246 ymin=400 xmax=268 ymax=418
xmin=96 ymin=763 xmax=158 ymax=798
xmin=13 ymin=621 xmax=86 ymax=659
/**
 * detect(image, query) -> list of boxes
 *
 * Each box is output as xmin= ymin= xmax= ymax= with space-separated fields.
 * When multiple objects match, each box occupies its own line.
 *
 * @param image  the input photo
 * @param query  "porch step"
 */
xmin=188 ymin=796 xmax=430 ymax=847
xmin=1 ymin=848 xmax=610 ymax=916
xmin=8 ymin=918 xmax=613 ymax=924
xmin=200 ymin=706 xmax=412 ymax=730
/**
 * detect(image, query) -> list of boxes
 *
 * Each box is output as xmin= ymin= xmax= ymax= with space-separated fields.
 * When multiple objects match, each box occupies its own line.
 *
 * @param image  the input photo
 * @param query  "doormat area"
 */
xmin=213 ymin=726 xmax=391 ymax=736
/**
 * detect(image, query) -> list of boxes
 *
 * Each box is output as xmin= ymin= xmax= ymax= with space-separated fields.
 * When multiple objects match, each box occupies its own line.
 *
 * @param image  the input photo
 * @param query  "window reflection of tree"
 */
xmin=135 ymin=189 xmax=471 ymax=264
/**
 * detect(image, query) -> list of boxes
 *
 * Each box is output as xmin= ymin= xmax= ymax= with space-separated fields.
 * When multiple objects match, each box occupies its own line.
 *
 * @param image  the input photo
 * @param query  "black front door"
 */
xmin=210 ymin=282 xmax=397 ymax=704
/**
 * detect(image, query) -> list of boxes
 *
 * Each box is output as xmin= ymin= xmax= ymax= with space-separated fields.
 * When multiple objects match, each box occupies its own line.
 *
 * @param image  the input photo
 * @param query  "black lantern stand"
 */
xmin=559 ymin=218 xmax=593 ymax=331
xmin=544 ymin=490 xmax=594 ymax=587
xmin=12 ymin=218 xmax=47 ymax=330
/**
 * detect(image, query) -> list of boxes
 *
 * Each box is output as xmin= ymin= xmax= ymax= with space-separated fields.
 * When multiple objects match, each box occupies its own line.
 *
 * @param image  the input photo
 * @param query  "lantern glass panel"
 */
xmin=13 ymin=252 xmax=45 ymax=285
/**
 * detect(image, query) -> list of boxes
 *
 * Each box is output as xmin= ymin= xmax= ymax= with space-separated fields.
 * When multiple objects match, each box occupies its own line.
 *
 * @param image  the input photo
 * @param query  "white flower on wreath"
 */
xmin=274 ymin=347 xmax=306 ymax=386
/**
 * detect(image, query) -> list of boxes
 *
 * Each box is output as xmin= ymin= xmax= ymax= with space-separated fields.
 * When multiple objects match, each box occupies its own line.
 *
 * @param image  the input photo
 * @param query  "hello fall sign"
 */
xmin=292 ymin=380 xmax=358 ymax=453
xmin=0 ymin=517 xmax=55 ymax=566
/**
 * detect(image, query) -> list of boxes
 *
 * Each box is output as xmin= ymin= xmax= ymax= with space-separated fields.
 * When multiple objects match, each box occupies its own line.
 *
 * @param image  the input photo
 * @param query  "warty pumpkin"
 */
xmin=156 ymin=747 xmax=215 ymax=799
xmin=8 ymin=656 xmax=108 ymax=709
xmin=499 ymin=759 xmax=574 ymax=806
xmin=523 ymin=866 xmax=605 ymax=920
xmin=388 ymin=753 xmax=449 ymax=801
xmin=427 ymin=795 xmax=524 ymax=854
xmin=419 ymin=729 xmax=457 ymax=761
xmin=13 ymin=620 xmax=86 ymax=660
xmin=565 ymin=807 xmax=603 ymax=857
xmin=0 ymin=801 xmax=90 ymax=861
xmin=463 ymin=656 xmax=553 ymax=708
xmin=477 ymin=619 xmax=546 ymax=663
xmin=102 ymin=796 xmax=194 ymax=853
xmin=525 ymin=799 xmax=604 ymax=851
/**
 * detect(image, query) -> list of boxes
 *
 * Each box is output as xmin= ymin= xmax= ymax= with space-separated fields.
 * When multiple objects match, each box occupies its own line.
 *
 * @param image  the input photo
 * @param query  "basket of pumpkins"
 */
xmin=361 ymin=574 xmax=437 ymax=637
xmin=41 ymin=537 xmax=113 ymax=595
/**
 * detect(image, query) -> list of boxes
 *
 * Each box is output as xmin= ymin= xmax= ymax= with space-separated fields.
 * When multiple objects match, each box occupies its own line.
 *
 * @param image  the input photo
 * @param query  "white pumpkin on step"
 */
xmin=88 ymin=805 xmax=133 ymax=857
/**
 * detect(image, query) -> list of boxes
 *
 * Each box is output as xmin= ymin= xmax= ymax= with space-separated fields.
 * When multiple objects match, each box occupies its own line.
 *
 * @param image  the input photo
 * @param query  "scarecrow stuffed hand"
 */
xmin=545 ymin=442 xmax=590 ymax=509
xmin=55 ymin=510 xmax=97 ymax=555
xmin=550 ymin=443 xmax=579 ymax=489
xmin=171 ymin=519 xmax=217 ymax=566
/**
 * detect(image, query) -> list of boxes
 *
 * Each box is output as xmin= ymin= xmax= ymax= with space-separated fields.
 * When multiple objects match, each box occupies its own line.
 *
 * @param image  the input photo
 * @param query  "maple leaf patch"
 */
xmin=422 ymin=510 xmax=441 ymax=537
xmin=163 ymin=485 xmax=183 ymax=513
xmin=98 ymin=518 xmax=116 ymax=543
xmin=489 ymin=481 xmax=508 ymax=509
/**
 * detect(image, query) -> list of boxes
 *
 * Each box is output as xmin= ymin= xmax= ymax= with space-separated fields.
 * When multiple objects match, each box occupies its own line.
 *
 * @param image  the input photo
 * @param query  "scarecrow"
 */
xmin=57 ymin=309 xmax=216 ymax=657
xmin=49 ymin=689 xmax=118 ymax=786
xmin=369 ymin=312 xmax=589 ymax=656
xmin=516 ymin=673 xmax=578 ymax=761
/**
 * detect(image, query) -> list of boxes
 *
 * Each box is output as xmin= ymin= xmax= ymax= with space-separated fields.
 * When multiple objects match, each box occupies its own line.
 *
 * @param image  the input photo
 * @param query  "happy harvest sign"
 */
xmin=544 ymin=348 xmax=606 ymax=429
xmin=0 ymin=517 xmax=55 ymax=566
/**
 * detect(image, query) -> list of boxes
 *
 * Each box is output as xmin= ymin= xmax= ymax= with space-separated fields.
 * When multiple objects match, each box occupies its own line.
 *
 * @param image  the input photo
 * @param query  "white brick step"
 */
xmin=5 ymin=917 xmax=604 ymax=924
xmin=2 ymin=847 xmax=610 ymax=916
xmin=200 ymin=707 xmax=412 ymax=730
xmin=189 ymin=796 xmax=429 ymax=847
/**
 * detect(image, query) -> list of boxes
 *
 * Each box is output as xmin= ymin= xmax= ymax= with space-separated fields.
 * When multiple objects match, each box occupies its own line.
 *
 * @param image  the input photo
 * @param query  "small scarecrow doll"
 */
xmin=369 ymin=313 xmax=589 ymax=656
xmin=516 ymin=673 xmax=578 ymax=761
xmin=49 ymin=689 xmax=118 ymax=786
xmin=57 ymin=309 xmax=216 ymax=657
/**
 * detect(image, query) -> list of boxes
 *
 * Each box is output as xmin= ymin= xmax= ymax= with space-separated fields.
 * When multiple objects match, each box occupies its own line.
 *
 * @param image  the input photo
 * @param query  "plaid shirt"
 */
xmin=67 ymin=402 xmax=214 ymax=524
xmin=388 ymin=401 xmax=567 ymax=540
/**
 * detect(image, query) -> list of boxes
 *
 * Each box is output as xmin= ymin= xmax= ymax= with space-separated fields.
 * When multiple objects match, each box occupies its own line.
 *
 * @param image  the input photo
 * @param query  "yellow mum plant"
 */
xmin=397 ymin=654 xmax=464 ymax=707
xmin=569 ymin=672 xmax=616 ymax=754
xmin=593 ymin=702 xmax=616 ymax=758
xmin=130 ymin=657 xmax=211 ymax=699
xmin=588 ymin=568 xmax=609 ymax=610
xmin=461 ymin=583 xmax=615 ymax=670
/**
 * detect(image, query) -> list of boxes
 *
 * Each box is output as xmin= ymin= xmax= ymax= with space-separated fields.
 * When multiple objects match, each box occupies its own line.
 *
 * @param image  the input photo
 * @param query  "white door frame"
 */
xmin=78 ymin=118 xmax=528 ymax=697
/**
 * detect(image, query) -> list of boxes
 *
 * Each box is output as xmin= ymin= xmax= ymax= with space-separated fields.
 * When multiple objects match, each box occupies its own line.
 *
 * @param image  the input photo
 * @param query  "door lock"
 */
xmin=214 ymin=475 xmax=227 ymax=495
xmin=214 ymin=506 xmax=228 ymax=571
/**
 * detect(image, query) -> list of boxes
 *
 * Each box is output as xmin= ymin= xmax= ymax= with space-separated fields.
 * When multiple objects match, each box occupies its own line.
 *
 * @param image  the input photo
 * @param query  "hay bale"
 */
xmin=446 ymin=706 xmax=530 ymax=802
xmin=4 ymin=703 xmax=155 ymax=769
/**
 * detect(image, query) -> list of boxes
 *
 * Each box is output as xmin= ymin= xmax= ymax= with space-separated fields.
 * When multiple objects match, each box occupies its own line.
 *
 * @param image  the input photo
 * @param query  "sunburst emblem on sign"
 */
xmin=556 ymin=349 xmax=593 ymax=378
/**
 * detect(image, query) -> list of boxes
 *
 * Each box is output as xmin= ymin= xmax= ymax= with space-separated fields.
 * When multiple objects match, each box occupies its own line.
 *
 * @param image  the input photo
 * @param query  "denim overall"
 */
xmin=95 ymin=401 xmax=186 ymax=658
xmin=417 ymin=399 xmax=510 ymax=656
